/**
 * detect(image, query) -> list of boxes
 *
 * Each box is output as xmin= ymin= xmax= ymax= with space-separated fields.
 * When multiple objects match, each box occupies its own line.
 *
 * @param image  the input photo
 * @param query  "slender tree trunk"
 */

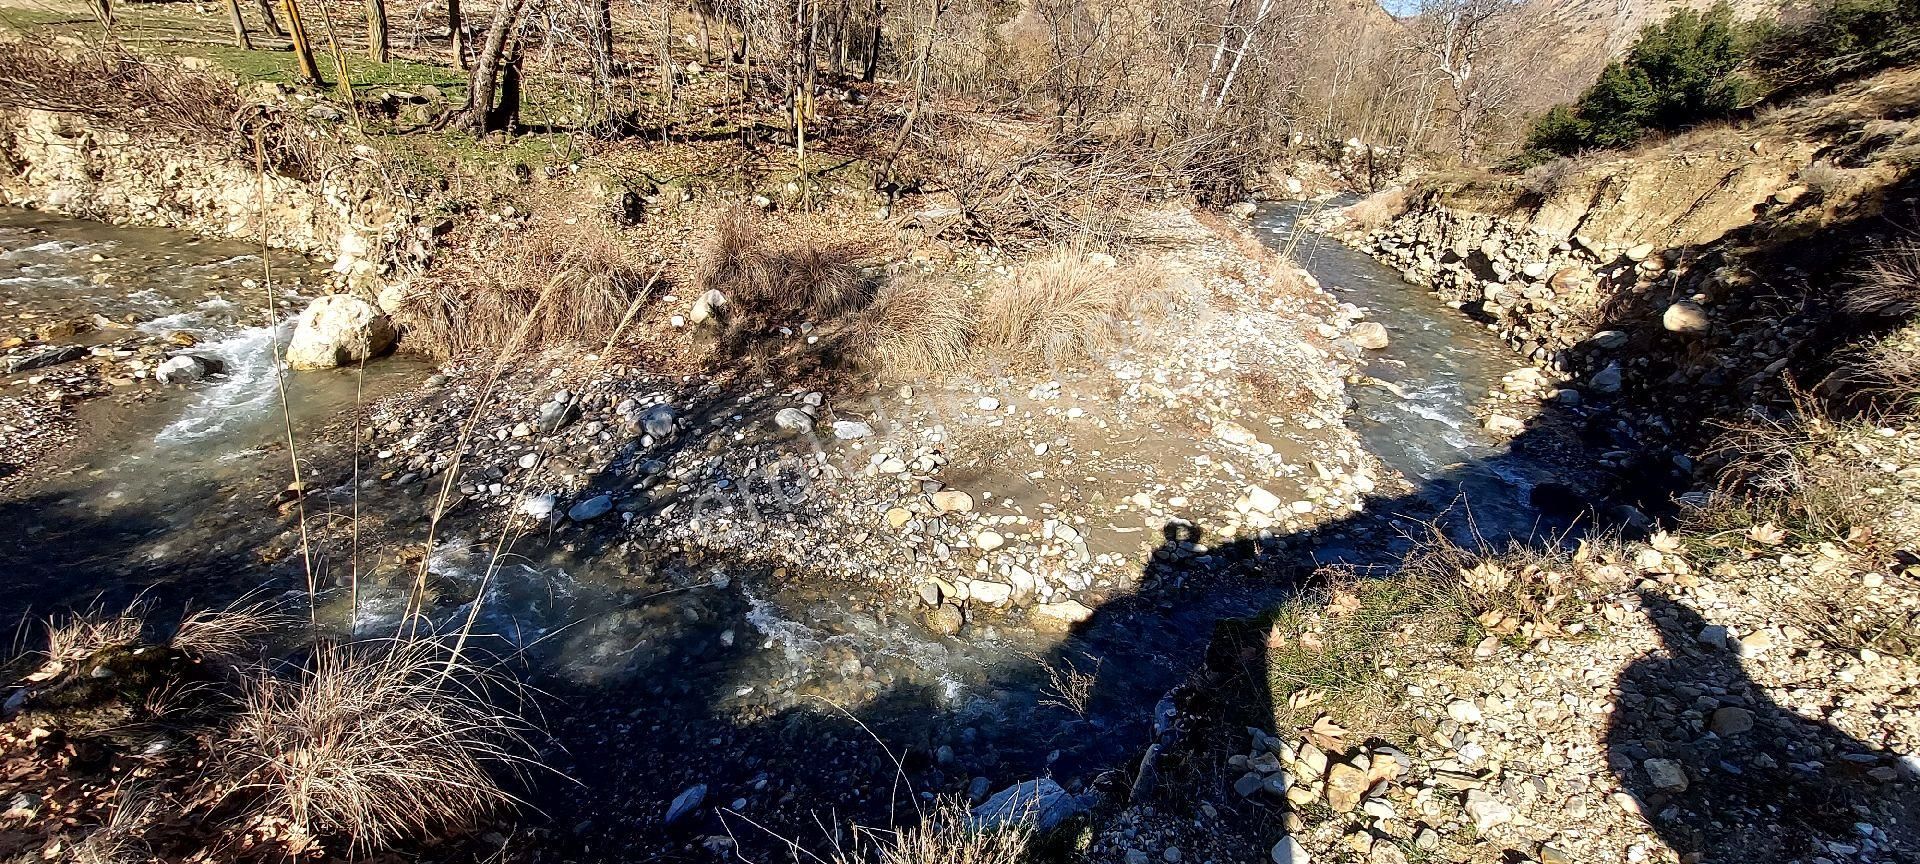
xmin=658 ymin=2 xmax=675 ymax=141
xmin=89 ymin=0 xmax=113 ymax=32
xmin=450 ymin=0 xmax=531 ymax=132
xmin=256 ymin=0 xmax=287 ymax=37
xmin=487 ymin=43 xmax=523 ymax=131
xmin=861 ymin=0 xmax=881 ymax=82
xmin=282 ymin=0 xmax=324 ymax=86
xmin=226 ymin=0 xmax=255 ymax=49
xmin=591 ymin=0 xmax=615 ymax=82
xmin=367 ymin=0 xmax=389 ymax=62
xmin=449 ymin=0 xmax=468 ymax=69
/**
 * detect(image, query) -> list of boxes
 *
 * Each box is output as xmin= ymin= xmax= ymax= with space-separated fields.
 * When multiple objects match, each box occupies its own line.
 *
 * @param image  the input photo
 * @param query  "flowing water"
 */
xmin=0 ymin=204 xmax=1573 ymax=843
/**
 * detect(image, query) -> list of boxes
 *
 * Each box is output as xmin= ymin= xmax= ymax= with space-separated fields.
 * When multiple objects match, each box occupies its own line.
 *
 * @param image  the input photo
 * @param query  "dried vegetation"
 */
xmin=404 ymin=217 xmax=653 ymax=358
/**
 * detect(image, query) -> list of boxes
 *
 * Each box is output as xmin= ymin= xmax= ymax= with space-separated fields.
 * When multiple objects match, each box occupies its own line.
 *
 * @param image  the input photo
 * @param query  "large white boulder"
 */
xmin=285 ymin=295 xmax=396 ymax=370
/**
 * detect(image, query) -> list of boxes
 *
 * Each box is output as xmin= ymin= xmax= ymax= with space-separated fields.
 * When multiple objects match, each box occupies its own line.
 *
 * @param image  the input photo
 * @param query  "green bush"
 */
xmin=1523 ymin=1 xmax=1750 ymax=158
xmin=1751 ymin=0 xmax=1920 ymax=92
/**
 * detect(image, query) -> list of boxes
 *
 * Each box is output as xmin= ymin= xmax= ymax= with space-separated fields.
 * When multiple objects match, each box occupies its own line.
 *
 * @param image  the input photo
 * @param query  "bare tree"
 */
xmin=1410 ymin=0 xmax=1518 ymax=163
xmin=446 ymin=0 xmax=533 ymax=131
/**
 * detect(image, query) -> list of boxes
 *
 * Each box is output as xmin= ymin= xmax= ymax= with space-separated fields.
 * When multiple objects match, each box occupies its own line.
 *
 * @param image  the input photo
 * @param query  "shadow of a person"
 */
xmin=1606 ymin=592 xmax=1920 ymax=862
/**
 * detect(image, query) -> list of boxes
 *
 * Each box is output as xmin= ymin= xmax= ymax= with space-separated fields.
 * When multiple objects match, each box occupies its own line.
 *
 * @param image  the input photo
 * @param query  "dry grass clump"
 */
xmin=858 ymin=274 xmax=976 ymax=374
xmin=42 ymin=605 xmax=147 ymax=666
xmin=69 ymin=784 xmax=158 ymax=864
xmin=1256 ymin=532 xmax=1624 ymax=735
xmin=1705 ymin=408 xmax=1894 ymax=545
xmin=979 ymin=249 xmax=1165 ymax=366
xmin=1848 ymin=239 xmax=1920 ymax=318
xmin=0 ymin=43 xmax=239 ymax=143
xmin=696 ymin=208 xmax=875 ymax=356
xmin=170 ymin=600 xmax=291 ymax=669
xmin=210 ymin=638 xmax=530 ymax=854
xmin=1344 ymin=187 xmax=1410 ymax=230
xmin=834 ymin=799 xmax=1032 ymax=864
xmin=1521 ymin=157 xmax=1579 ymax=199
xmin=405 ymin=218 xmax=649 ymax=358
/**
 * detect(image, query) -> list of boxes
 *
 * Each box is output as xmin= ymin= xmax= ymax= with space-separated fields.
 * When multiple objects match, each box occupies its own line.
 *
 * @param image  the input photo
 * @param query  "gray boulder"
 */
xmin=641 ymin=404 xmax=677 ymax=439
xmin=773 ymin=407 xmax=815 ymax=434
xmin=1588 ymin=361 xmax=1623 ymax=395
xmin=1662 ymin=300 xmax=1710 ymax=335
xmin=568 ymin=495 xmax=614 ymax=522
xmin=971 ymin=778 xmax=1091 ymax=833
xmin=285 ymin=295 xmax=395 ymax=370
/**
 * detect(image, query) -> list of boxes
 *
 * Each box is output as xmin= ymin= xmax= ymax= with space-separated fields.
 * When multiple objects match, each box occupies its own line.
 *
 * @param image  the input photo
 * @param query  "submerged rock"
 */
xmin=155 ymin=354 xmax=223 ymax=384
xmin=1351 ymin=321 xmax=1390 ymax=350
xmin=285 ymin=295 xmax=395 ymax=370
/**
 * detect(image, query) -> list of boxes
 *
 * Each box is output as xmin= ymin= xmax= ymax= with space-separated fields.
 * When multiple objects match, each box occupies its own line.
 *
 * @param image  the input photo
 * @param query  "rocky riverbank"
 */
xmin=338 ymin=207 xmax=1383 ymax=637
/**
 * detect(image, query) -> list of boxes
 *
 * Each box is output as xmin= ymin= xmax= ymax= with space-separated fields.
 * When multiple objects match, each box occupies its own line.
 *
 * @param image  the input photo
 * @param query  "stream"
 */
xmin=0 ymin=202 xmax=1579 ymax=851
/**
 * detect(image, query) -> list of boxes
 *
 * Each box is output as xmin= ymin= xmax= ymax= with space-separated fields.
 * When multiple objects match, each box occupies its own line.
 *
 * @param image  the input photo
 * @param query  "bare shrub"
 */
xmin=0 ymin=43 xmax=238 ymax=142
xmin=858 ymin=274 xmax=976 ymax=375
xmin=1035 ymin=651 xmax=1100 ymax=718
xmin=405 ymin=218 xmax=648 ymax=358
xmin=834 ymin=799 xmax=1031 ymax=864
xmin=1521 ymin=157 xmax=1578 ymax=199
xmin=209 ymin=638 xmax=531 ymax=855
xmin=980 ymin=249 xmax=1164 ymax=365
xmin=1344 ymin=187 xmax=1410 ymax=230
xmin=1848 ymin=239 xmax=1920 ymax=318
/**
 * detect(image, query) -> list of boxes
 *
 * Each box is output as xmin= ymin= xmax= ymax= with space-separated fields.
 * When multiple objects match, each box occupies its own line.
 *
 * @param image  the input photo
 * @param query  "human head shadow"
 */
xmin=1603 ymin=591 xmax=1920 ymax=861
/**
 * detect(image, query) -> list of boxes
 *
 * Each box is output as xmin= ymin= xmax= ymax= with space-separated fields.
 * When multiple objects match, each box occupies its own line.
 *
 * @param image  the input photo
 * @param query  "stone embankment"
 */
xmin=0 ymin=107 xmax=427 ymax=296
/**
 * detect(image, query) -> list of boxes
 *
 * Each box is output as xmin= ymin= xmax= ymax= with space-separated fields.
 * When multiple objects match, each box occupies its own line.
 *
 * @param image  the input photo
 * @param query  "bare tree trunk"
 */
xmin=658 ymin=2 xmax=676 ymax=141
xmin=487 ymin=42 xmax=523 ymax=131
xmin=282 ymin=0 xmax=324 ymax=86
xmin=861 ymin=0 xmax=882 ymax=82
xmin=449 ymin=0 xmax=468 ymax=69
xmin=591 ymin=0 xmax=615 ymax=81
xmin=449 ymin=0 xmax=531 ymax=131
xmin=227 ymin=0 xmax=255 ymax=49
xmin=89 ymin=0 xmax=113 ymax=32
xmin=367 ymin=0 xmax=389 ymax=62
xmin=256 ymin=0 xmax=286 ymax=37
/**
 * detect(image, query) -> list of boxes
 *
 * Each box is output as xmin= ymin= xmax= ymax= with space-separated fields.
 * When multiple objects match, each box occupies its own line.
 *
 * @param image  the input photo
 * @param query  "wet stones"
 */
xmin=1351 ymin=321 xmax=1390 ymax=350
xmin=567 ymin=494 xmax=614 ymax=521
xmin=928 ymin=603 xmax=965 ymax=636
